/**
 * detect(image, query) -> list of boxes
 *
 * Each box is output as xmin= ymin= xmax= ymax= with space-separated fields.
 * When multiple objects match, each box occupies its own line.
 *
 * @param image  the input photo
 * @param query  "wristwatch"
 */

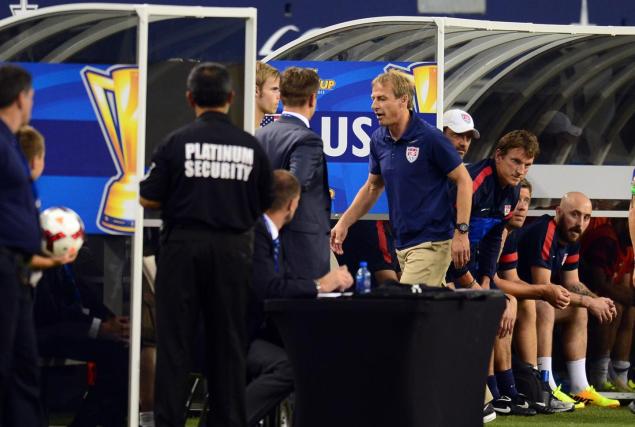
xmin=455 ymin=223 xmax=469 ymax=234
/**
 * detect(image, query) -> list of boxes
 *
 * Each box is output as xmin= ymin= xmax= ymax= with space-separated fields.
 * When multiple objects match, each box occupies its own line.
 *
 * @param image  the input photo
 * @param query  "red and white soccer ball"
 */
xmin=40 ymin=207 xmax=85 ymax=257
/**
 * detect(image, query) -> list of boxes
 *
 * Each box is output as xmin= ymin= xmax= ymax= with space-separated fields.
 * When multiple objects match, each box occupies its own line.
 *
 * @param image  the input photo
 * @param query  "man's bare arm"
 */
xmin=447 ymin=163 xmax=472 ymax=268
xmin=561 ymin=269 xmax=616 ymax=322
xmin=330 ymin=173 xmax=385 ymax=254
xmin=497 ymin=269 xmax=570 ymax=309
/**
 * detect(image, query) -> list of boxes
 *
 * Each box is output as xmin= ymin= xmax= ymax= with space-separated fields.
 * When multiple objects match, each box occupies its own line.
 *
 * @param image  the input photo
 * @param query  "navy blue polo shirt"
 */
xmin=0 ymin=119 xmax=41 ymax=255
xmin=369 ymin=114 xmax=462 ymax=249
xmin=516 ymin=214 xmax=580 ymax=284
xmin=449 ymin=158 xmax=519 ymax=282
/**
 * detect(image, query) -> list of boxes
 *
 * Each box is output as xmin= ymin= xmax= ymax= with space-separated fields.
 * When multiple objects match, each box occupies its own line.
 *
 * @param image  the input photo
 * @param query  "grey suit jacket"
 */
xmin=255 ymin=114 xmax=331 ymax=279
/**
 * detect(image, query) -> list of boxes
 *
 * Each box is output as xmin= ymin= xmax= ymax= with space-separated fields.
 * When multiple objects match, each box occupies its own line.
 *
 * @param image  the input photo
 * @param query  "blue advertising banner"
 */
xmin=269 ymin=60 xmax=438 ymax=215
xmin=21 ymin=60 xmax=438 ymax=235
xmin=18 ymin=62 xmax=137 ymax=235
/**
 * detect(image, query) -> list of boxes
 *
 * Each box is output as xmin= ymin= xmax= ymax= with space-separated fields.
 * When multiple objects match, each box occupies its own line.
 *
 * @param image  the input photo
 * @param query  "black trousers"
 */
xmin=0 ymin=250 xmax=43 ymax=427
xmin=37 ymin=330 xmax=129 ymax=427
xmin=154 ymin=228 xmax=253 ymax=427
xmin=246 ymin=339 xmax=294 ymax=427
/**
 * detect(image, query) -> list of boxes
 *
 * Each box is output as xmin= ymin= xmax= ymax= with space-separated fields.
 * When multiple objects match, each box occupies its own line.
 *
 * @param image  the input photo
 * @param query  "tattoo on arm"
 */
xmin=567 ymin=282 xmax=597 ymax=298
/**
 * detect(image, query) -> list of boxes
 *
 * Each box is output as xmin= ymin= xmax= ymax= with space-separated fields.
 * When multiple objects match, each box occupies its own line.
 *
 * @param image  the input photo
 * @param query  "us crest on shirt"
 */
xmin=406 ymin=146 xmax=419 ymax=163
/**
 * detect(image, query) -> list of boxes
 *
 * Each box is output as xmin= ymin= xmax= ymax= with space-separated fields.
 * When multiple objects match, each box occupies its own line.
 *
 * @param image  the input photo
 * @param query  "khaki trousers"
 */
xmin=396 ymin=239 xmax=452 ymax=287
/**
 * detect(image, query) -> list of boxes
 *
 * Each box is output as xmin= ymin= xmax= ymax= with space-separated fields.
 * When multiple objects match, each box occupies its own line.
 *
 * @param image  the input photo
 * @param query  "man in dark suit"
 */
xmin=256 ymin=67 xmax=331 ymax=280
xmin=246 ymin=169 xmax=352 ymax=426
xmin=34 ymin=260 xmax=130 ymax=427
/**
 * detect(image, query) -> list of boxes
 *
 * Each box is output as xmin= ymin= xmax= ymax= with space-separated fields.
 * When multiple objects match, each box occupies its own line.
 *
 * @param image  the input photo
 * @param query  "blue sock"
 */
xmin=487 ymin=375 xmax=501 ymax=400
xmin=496 ymin=369 xmax=518 ymax=397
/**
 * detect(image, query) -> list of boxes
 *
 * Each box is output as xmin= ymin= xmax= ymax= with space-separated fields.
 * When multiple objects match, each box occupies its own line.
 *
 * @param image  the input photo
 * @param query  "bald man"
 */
xmin=513 ymin=192 xmax=619 ymax=408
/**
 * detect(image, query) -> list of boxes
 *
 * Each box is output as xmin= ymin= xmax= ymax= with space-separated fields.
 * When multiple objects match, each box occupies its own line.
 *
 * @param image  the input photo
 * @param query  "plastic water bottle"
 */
xmin=355 ymin=261 xmax=371 ymax=294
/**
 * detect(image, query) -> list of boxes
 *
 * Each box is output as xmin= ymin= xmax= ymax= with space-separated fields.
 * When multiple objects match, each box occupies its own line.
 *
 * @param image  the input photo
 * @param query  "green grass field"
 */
xmin=184 ymin=405 xmax=634 ymax=427
xmin=492 ymin=405 xmax=634 ymax=426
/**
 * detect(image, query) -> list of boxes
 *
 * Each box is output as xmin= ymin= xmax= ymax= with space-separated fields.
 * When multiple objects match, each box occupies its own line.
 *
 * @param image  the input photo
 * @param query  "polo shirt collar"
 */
xmin=488 ymin=158 xmax=511 ymax=189
xmin=383 ymin=112 xmax=419 ymax=143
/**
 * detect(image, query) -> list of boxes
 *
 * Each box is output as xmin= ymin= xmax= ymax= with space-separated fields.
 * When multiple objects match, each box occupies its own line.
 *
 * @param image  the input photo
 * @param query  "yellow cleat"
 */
xmin=553 ymin=385 xmax=585 ymax=409
xmin=608 ymin=378 xmax=635 ymax=393
xmin=574 ymin=386 xmax=620 ymax=408
xmin=595 ymin=380 xmax=617 ymax=392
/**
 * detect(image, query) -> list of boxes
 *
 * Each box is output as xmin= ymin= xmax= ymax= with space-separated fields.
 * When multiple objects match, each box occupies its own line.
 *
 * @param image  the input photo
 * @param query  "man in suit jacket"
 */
xmin=34 ymin=260 xmax=129 ymax=427
xmin=246 ymin=170 xmax=352 ymax=426
xmin=256 ymin=67 xmax=331 ymax=280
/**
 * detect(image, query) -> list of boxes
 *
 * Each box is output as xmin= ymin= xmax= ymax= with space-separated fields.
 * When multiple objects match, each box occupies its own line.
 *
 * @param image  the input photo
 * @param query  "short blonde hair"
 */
xmin=17 ymin=125 xmax=45 ymax=162
xmin=372 ymin=70 xmax=415 ymax=110
xmin=256 ymin=62 xmax=280 ymax=90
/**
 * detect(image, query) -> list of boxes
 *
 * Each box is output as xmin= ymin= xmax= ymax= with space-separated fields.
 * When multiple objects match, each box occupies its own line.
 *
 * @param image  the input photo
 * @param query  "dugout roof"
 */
xmin=0 ymin=5 xmax=258 ymax=426
xmin=265 ymin=17 xmax=635 ymax=211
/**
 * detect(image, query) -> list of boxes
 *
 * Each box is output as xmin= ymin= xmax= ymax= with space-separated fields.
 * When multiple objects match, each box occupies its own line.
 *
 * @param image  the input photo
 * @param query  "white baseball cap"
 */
xmin=443 ymin=109 xmax=480 ymax=139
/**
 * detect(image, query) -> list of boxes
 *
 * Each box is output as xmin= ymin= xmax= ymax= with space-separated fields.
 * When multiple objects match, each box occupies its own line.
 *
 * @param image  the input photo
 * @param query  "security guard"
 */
xmin=140 ymin=62 xmax=273 ymax=427
xmin=0 ymin=64 xmax=43 ymax=427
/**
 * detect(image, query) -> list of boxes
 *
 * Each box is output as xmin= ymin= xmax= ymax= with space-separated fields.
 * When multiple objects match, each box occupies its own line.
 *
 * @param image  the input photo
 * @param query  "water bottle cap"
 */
xmin=359 ymin=261 xmax=368 ymax=268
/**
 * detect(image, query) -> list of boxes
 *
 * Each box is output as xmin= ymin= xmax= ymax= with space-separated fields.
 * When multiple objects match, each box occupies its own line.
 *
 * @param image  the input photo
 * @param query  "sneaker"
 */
xmin=573 ymin=385 xmax=620 ymax=408
xmin=608 ymin=378 xmax=635 ymax=393
xmin=553 ymin=385 xmax=585 ymax=409
xmin=629 ymin=401 xmax=635 ymax=415
xmin=543 ymin=392 xmax=575 ymax=413
xmin=483 ymin=403 xmax=496 ymax=423
xmin=492 ymin=395 xmax=537 ymax=416
xmin=594 ymin=380 xmax=617 ymax=392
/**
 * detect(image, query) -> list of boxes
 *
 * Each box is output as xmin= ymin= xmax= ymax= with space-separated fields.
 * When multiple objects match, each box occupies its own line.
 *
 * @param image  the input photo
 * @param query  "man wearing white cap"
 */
xmin=443 ymin=109 xmax=480 ymax=159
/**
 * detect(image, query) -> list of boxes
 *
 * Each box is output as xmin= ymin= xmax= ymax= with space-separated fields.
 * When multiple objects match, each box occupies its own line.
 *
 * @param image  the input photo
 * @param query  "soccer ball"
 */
xmin=40 ymin=207 xmax=85 ymax=257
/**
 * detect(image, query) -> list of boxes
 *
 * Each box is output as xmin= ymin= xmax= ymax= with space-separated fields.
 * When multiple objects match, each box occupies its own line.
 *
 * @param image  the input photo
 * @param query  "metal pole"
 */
xmin=244 ymin=8 xmax=257 ymax=133
xmin=128 ymin=5 xmax=149 ymax=426
xmin=435 ymin=17 xmax=445 ymax=129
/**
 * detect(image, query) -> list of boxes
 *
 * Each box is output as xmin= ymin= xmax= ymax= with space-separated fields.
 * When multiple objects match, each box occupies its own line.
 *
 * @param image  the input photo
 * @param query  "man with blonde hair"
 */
xmin=255 ymin=62 xmax=280 ymax=128
xmin=331 ymin=70 xmax=472 ymax=286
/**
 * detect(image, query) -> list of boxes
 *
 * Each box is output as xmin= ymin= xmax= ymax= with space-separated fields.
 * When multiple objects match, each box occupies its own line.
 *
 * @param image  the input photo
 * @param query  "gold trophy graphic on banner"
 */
xmin=411 ymin=63 xmax=437 ymax=114
xmin=82 ymin=66 xmax=138 ymax=234
xmin=385 ymin=62 xmax=438 ymax=114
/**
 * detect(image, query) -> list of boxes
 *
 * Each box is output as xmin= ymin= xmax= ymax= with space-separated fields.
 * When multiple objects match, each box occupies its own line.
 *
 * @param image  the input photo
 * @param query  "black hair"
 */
xmin=0 ymin=64 xmax=32 ymax=109
xmin=186 ymin=62 xmax=232 ymax=108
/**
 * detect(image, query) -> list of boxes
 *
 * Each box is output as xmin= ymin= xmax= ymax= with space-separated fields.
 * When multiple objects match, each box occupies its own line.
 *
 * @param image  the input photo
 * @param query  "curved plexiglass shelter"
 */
xmin=0 ymin=5 xmax=257 ymax=426
xmin=265 ymin=17 xmax=635 ymax=214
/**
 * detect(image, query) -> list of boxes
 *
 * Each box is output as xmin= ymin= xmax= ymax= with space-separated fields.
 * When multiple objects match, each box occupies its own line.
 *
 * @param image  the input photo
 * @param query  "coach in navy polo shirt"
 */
xmin=331 ymin=70 xmax=472 ymax=286
xmin=0 ymin=64 xmax=43 ymax=427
